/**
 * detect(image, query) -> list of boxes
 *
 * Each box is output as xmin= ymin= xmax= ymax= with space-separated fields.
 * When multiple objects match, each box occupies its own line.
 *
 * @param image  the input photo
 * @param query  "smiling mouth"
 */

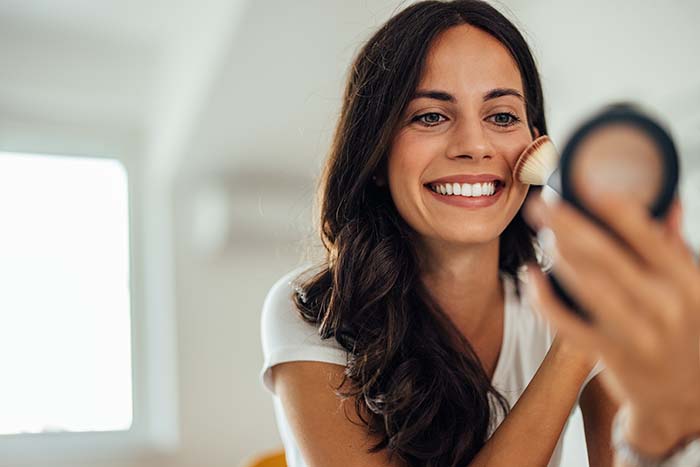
xmin=424 ymin=180 xmax=505 ymax=197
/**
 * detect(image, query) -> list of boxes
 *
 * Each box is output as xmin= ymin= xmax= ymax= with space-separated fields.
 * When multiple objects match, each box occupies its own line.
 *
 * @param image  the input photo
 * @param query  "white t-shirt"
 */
xmin=260 ymin=265 xmax=604 ymax=467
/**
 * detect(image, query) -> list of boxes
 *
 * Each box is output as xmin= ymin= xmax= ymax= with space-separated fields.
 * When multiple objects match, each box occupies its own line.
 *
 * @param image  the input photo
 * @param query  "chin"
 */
xmin=446 ymin=228 xmax=500 ymax=246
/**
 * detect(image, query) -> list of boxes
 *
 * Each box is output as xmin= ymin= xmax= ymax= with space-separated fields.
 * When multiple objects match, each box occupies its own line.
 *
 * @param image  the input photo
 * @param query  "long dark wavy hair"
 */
xmin=291 ymin=1 xmax=547 ymax=466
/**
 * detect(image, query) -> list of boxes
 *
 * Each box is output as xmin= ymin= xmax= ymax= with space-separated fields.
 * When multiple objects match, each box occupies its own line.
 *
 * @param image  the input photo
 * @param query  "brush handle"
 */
xmin=545 ymin=167 xmax=562 ymax=195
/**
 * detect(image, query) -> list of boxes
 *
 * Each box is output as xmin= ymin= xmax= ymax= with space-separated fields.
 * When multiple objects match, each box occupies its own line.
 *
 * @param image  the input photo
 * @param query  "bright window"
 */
xmin=0 ymin=152 xmax=133 ymax=435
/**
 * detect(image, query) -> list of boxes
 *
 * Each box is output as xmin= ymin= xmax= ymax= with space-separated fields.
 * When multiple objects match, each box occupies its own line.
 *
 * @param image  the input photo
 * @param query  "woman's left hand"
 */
xmin=522 ymin=192 xmax=700 ymax=457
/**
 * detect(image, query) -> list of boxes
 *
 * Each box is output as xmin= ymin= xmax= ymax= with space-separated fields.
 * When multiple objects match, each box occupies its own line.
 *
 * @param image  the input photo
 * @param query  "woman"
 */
xmin=259 ymin=1 xmax=617 ymax=466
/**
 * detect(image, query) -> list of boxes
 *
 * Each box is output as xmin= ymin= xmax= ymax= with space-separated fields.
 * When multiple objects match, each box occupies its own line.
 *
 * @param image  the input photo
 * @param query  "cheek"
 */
xmin=386 ymin=137 xmax=432 ymax=229
xmin=387 ymin=133 xmax=434 ymax=185
xmin=492 ymin=135 xmax=530 ymax=172
xmin=493 ymin=133 xmax=535 ymax=195
xmin=508 ymin=185 xmax=530 ymax=221
xmin=495 ymin=135 xmax=533 ymax=217
xmin=386 ymin=151 xmax=419 ymax=212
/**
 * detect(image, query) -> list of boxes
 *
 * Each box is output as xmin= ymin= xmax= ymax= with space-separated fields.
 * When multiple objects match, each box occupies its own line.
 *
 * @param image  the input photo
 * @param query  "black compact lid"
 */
xmin=559 ymin=103 xmax=679 ymax=220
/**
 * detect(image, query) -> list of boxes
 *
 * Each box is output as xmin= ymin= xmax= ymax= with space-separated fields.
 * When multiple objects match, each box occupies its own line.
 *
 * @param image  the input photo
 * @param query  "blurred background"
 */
xmin=0 ymin=1 xmax=697 ymax=466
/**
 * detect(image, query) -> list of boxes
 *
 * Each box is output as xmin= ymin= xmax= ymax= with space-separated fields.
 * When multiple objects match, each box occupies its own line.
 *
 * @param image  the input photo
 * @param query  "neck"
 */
xmin=418 ymin=237 xmax=504 ymax=339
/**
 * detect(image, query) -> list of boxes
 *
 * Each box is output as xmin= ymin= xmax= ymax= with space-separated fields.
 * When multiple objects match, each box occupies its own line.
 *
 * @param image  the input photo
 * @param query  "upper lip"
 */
xmin=424 ymin=174 xmax=505 ymax=185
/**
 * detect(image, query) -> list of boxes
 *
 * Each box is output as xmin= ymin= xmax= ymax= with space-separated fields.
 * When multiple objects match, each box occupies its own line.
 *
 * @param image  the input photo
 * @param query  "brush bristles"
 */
xmin=514 ymin=135 xmax=559 ymax=185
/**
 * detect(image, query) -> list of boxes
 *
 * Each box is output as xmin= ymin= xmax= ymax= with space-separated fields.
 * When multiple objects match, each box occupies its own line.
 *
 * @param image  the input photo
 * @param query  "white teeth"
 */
xmin=429 ymin=181 xmax=499 ymax=197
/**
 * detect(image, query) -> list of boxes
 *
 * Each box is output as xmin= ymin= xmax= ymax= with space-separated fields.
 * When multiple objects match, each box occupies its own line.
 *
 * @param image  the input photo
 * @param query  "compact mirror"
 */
xmin=547 ymin=103 xmax=680 ymax=320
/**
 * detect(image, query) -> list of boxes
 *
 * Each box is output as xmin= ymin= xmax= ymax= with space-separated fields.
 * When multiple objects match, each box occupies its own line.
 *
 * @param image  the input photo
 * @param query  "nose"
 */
xmin=446 ymin=116 xmax=493 ymax=161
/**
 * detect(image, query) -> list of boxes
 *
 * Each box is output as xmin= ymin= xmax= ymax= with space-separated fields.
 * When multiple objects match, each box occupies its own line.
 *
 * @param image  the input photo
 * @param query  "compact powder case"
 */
xmin=547 ymin=103 xmax=680 ymax=320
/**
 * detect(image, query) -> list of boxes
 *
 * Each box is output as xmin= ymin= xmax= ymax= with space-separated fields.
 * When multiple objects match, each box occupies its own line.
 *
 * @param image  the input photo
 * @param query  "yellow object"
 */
xmin=244 ymin=449 xmax=287 ymax=467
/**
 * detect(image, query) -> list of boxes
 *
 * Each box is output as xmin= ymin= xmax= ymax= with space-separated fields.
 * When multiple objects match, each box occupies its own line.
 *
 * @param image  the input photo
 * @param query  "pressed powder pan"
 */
xmin=547 ymin=103 xmax=680 ymax=320
xmin=560 ymin=103 xmax=679 ymax=221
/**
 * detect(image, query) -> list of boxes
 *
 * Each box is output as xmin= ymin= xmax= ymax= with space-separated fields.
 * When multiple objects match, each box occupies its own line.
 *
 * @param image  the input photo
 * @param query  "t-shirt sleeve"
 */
xmin=259 ymin=267 xmax=348 ymax=396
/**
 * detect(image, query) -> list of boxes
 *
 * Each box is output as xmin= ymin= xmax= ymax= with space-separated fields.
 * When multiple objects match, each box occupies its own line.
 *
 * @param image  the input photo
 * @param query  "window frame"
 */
xmin=0 ymin=135 xmax=180 ymax=466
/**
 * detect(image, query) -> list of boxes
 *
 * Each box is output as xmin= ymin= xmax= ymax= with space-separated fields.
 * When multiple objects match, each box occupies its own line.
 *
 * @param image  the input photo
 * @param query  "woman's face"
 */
xmin=386 ymin=25 xmax=536 ymax=249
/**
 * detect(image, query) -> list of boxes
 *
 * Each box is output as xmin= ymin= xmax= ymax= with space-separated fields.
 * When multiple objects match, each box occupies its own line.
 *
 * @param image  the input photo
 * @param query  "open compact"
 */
xmin=546 ymin=103 xmax=680 ymax=320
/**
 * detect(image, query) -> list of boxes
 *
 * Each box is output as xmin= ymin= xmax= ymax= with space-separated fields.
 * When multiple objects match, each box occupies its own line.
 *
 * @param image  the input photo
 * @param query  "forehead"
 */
xmin=418 ymin=24 xmax=523 ymax=95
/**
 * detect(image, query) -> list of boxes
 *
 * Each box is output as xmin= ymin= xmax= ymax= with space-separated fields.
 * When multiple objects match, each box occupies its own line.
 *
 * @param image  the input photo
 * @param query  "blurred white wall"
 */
xmin=0 ymin=1 xmax=698 ymax=467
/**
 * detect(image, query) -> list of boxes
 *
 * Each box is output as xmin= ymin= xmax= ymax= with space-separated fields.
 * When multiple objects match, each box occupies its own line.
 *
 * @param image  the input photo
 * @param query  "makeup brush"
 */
xmin=524 ymin=104 xmax=681 ymax=322
xmin=513 ymin=135 xmax=562 ymax=194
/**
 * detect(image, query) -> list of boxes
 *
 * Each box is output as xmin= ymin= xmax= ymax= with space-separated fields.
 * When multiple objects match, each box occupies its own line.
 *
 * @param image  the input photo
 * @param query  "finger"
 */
xmin=548 ymin=253 xmax=652 ymax=341
xmin=531 ymin=196 xmax=666 ymax=329
xmin=662 ymin=198 xmax=696 ymax=262
xmin=532 ymin=195 xmax=700 ymax=330
xmin=652 ymin=196 xmax=700 ymax=333
xmin=584 ymin=193 xmax=699 ymax=294
xmin=525 ymin=263 xmax=605 ymax=352
xmin=528 ymin=263 xmax=661 ymax=370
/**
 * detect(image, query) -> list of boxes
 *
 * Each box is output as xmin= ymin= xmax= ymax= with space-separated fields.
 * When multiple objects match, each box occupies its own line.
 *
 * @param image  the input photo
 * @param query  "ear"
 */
xmin=532 ymin=126 xmax=541 ymax=139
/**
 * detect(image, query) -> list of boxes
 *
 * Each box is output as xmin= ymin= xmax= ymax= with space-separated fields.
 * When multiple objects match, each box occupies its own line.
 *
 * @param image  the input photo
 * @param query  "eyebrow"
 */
xmin=411 ymin=87 xmax=524 ymax=103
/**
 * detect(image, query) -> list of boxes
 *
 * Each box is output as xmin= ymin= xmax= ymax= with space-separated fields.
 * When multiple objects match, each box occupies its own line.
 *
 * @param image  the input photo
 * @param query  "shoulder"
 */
xmin=261 ymin=265 xmax=309 ymax=326
xmin=259 ymin=264 xmax=348 ymax=395
xmin=260 ymin=264 xmax=320 ymax=351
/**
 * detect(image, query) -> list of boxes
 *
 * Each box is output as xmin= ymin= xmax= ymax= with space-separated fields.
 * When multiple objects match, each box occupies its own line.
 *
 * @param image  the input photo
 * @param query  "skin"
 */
xmin=525 ymin=193 xmax=700 ymax=464
xmin=382 ymin=24 xmax=532 ymax=340
xmin=381 ymin=24 xmax=616 ymax=464
xmin=272 ymin=24 xmax=618 ymax=467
